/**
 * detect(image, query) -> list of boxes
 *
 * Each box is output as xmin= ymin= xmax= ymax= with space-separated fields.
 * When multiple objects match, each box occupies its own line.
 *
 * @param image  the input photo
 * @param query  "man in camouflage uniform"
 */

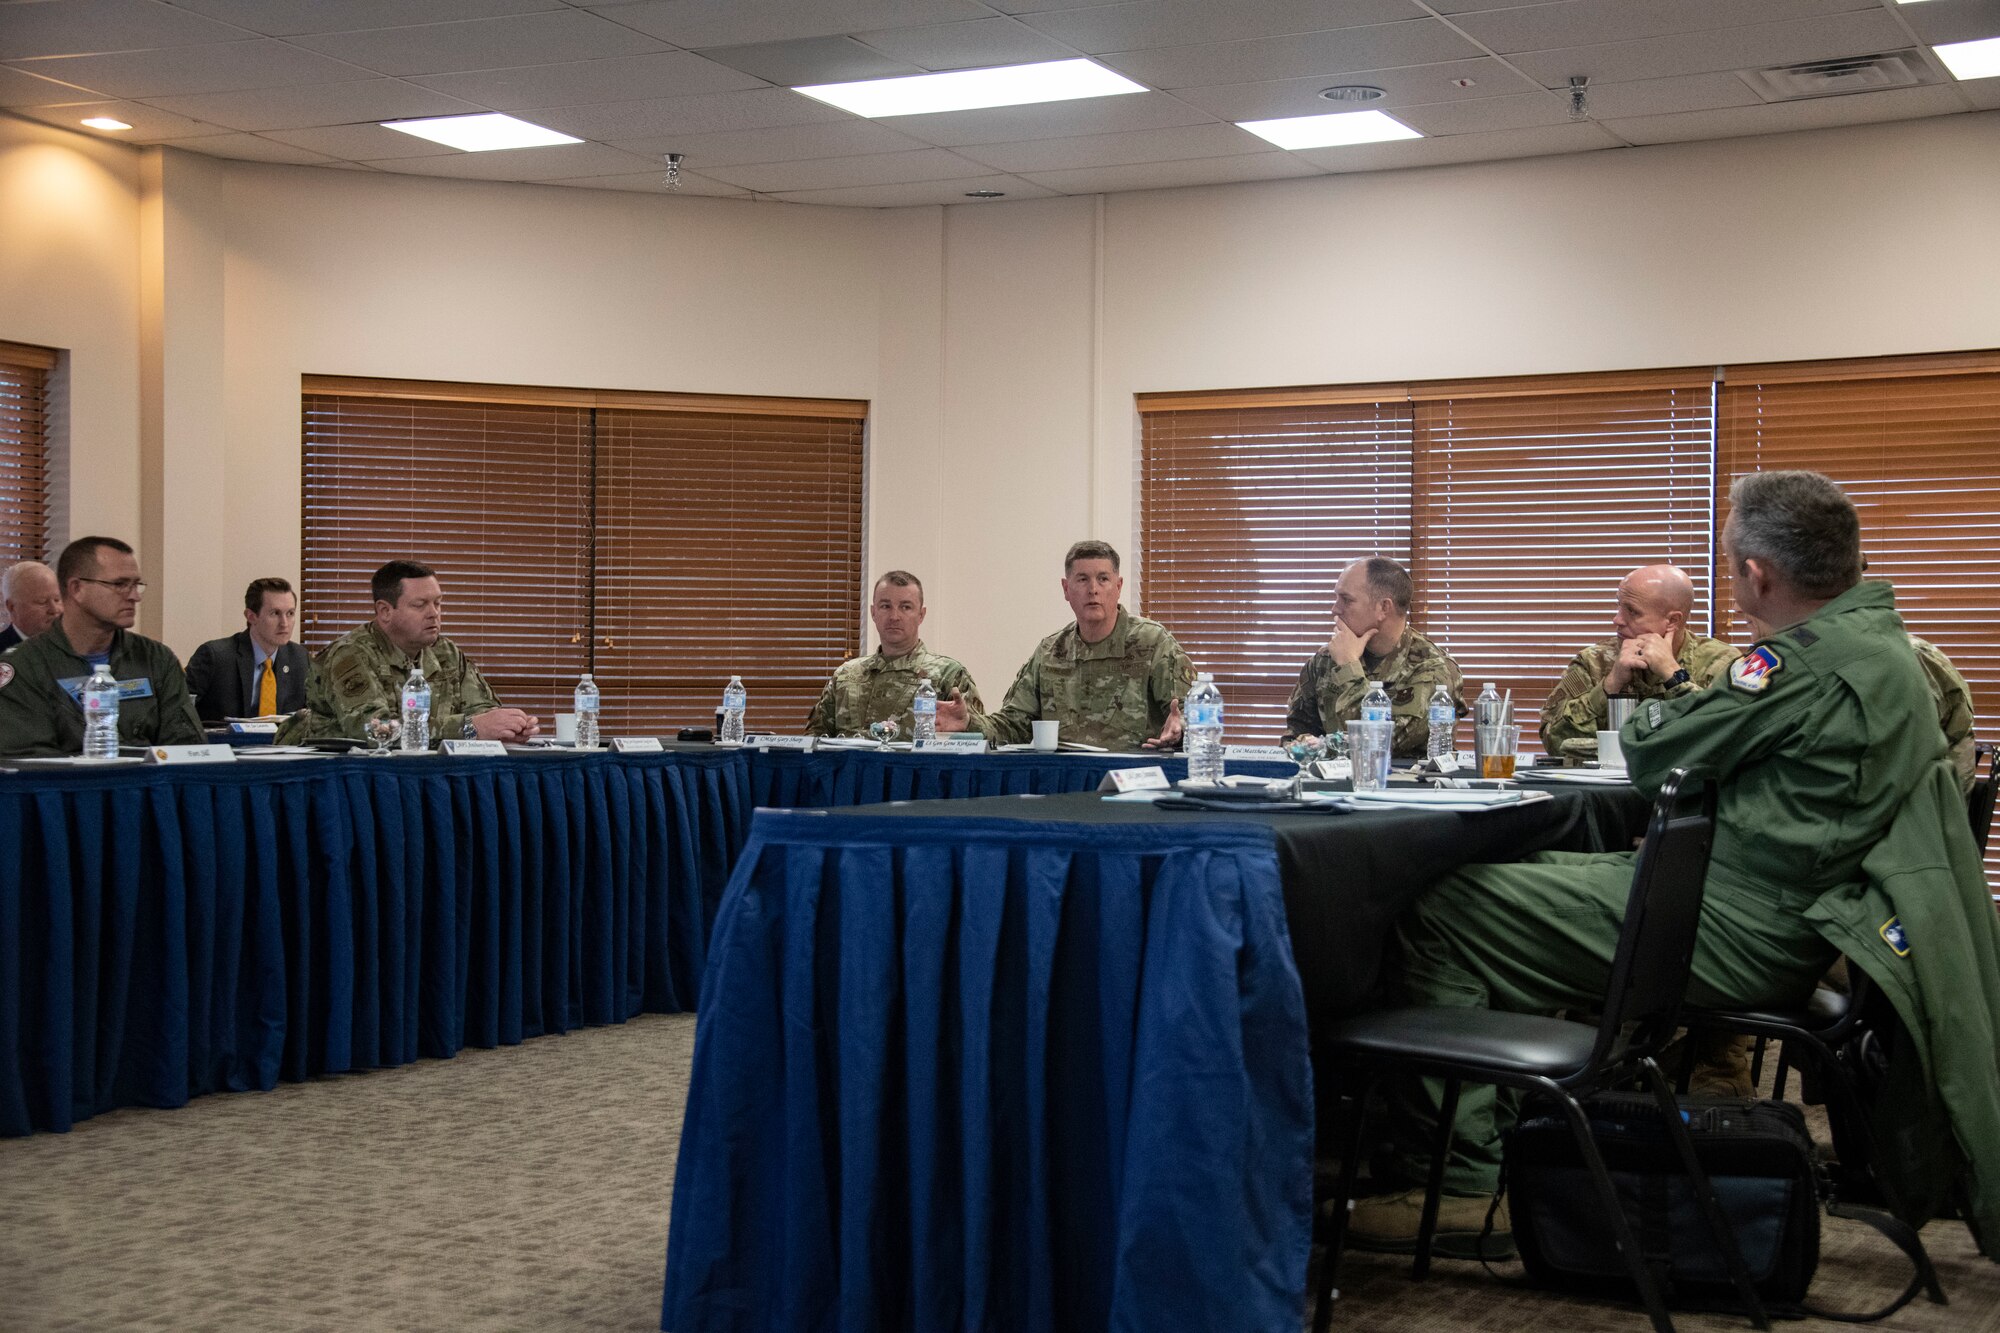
xmin=0 ymin=536 xmax=202 ymax=757
xmin=1540 ymin=564 xmax=1740 ymax=761
xmin=941 ymin=540 xmax=1193 ymax=751
xmin=1910 ymin=634 xmax=1978 ymax=794
xmin=1282 ymin=557 xmax=1463 ymax=758
xmin=279 ymin=560 xmax=539 ymax=745
xmin=806 ymin=570 xmax=984 ymax=737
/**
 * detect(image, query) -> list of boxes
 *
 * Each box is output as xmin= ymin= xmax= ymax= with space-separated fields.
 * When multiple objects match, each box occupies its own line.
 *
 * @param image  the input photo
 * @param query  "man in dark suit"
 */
xmin=185 ymin=577 xmax=309 ymax=723
xmin=0 ymin=560 xmax=62 ymax=653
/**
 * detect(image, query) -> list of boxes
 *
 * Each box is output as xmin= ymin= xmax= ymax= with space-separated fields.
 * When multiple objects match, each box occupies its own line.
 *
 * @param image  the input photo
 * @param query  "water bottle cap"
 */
xmin=1196 ymin=671 xmax=1213 ymax=682
xmin=580 ymin=673 xmax=593 ymax=683
xmin=1483 ymin=681 xmax=1497 ymax=690
xmin=1368 ymin=680 xmax=1383 ymax=690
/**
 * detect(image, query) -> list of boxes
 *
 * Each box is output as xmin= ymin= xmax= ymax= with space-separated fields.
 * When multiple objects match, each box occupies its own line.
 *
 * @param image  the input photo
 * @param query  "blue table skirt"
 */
xmin=662 ymin=810 xmax=1314 ymax=1333
xmin=748 ymin=749 xmax=1294 ymax=808
xmin=0 ymin=750 xmax=751 ymax=1136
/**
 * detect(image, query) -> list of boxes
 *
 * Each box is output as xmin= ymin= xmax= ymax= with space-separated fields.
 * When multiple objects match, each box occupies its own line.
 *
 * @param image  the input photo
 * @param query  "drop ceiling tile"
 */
xmin=1286 ymin=119 xmax=1618 ymax=171
xmin=880 ymin=90 xmax=1214 ymax=146
xmin=1899 ymin=2 xmax=2000 ymax=47
xmin=1019 ymin=151 xmax=1320 ymax=193
xmin=953 ymin=121 xmax=1267 ymax=172
xmin=1579 ymin=70 xmax=1763 ymax=120
xmin=1393 ymin=90 xmax=1572 ymax=136
xmin=852 ymin=18 xmax=1078 ymax=71
xmin=1099 ymin=19 xmax=1488 ymax=91
xmin=1165 ymin=57 xmax=1540 ymax=121
xmin=259 ymin=122 xmax=476 ymax=160
xmin=539 ymin=168 xmax=749 ymax=195
xmin=1505 ymin=10 xmax=1911 ymax=88
xmin=286 ymin=11 xmax=670 ymax=77
xmin=526 ymin=87 xmax=850 ymax=138
xmin=987 ymin=0 xmax=1164 ymax=13
xmin=608 ymin=118 xmax=933 ymax=166
xmin=586 ymin=0 xmax=995 ymax=50
xmin=767 ymin=174 xmax=1059 ymax=206
xmin=701 ymin=146 xmax=997 ymax=192
xmin=696 ymin=37 xmax=921 ymax=85
xmin=0 ymin=0 xmax=254 ymax=61
xmin=170 ymin=1 xmax=566 ymax=38
xmin=1451 ymin=0 xmax=1881 ymax=56
xmin=411 ymin=51 xmax=764 ymax=110
xmin=1020 ymin=0 xmax=1426 ymax=56
xmin=142 ymin=78 xmax=486 ymax=132
xmin=363 ymin=140 xmax=665 ymax=179
xmin=1962 ymin=82 xmax=2000 ymax=112
xmin=0 ymin=64 xmax=106 ymax=108
xmin=12 ymin=98 xmax=224 ymax=141
xmin=9 ymin=41 xmax=369 ymax=100
xmin=1602 ymin=83 xmax=1973 ymax=145
xmin=156 ymin=132 xmax=342 ymax=164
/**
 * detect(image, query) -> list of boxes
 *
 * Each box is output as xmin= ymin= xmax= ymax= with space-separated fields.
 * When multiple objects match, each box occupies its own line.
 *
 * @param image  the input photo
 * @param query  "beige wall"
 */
xmin=4 ymin=108 xmax=1998 ymax=695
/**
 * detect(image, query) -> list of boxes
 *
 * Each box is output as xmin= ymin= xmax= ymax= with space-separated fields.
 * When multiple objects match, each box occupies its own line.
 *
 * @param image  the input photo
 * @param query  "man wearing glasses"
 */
xmin=0 ymin=535 xmax=203 ymax=756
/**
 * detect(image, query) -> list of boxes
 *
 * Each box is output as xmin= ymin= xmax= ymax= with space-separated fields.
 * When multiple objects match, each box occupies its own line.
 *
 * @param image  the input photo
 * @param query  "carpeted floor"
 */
xmin=3 ymin=1016 xmax=1995 ymax=1332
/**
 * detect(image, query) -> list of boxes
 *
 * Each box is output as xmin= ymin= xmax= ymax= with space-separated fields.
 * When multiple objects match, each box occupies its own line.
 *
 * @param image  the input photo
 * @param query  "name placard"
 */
xmin=748 ymin=735 xmax=815 ymax=752
xmin=227 ymin=721 xmax=279 ymax=737
xmin=1315 ymin=758 xmax=1354 ymax=781
xmin=1433 ymin=753 xmax=1462 ymax=774
xmin=1098 ymin=765 xmax=1168 ymax=793
xmin=915 ymin=735 xmax=989 ymax=754
xmin=1223 ymin=745 xmax=1288 ymax=762
xmin=146 ymin=743 xmax=236 ymax=765
xmin=441 ymin=739 xmax=506 ymax=757
xmin=611 ymin=736 xmax=664 ymax=754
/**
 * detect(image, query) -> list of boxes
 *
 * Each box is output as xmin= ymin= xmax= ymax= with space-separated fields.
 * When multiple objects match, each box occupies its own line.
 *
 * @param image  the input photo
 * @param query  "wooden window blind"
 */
xmin=1140 ymin=401 xmax=1412 ymax=743
xmin=1412 ymin=378 xmax=1715 ymax=755
xmin=0 ymin=341 xmax=56 ymax=565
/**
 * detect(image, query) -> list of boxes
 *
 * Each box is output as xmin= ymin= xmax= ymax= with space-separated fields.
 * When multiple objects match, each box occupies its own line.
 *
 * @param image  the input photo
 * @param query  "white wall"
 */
xmin=4 ymin=108 xmax=1999 ymax=695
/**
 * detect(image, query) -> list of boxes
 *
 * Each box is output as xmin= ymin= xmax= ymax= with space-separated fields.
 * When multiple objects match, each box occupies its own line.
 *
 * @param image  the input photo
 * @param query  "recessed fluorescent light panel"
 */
xmin=81 ymin=117 xmax=132 ymax=131
xmin=1935 ymin=35 xmax=2000 ymax=80
xmin=795 ymin=58 xmax=1145 ymax=118
xmin=380 ymin=113 xmax=581 ymax=152
xmin=1237 ymin=109 xmax=1422 ymax=150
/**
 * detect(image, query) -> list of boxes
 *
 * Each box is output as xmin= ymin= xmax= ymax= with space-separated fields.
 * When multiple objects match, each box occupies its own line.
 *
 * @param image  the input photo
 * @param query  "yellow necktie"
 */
xmin=258 ymin=660 xmax=278 ymax=716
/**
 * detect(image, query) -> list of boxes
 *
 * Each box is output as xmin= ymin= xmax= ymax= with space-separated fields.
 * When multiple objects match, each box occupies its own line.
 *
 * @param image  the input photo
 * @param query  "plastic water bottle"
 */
xmin=720 ymin=675 xmax=747 ymax=744
xmin=1185 ymin=672 xmax=1225 ymax=784
xmin=400 ymin=666 xmax=431 ymax=752
xmin=1473 ymin=680 xmax=1502 ymax=773
xmin=912 ymin=674 xmax=937 ymax=743
xmin=1361 ymin=679 xmax=1391 ymax=723
xmin=81 ymin=663 xmax=119 ymax=759
xmin=573 ymin=673 xmax=600 ymax=748
xmin=1426 ymin=683 xmax=1457 ymax=762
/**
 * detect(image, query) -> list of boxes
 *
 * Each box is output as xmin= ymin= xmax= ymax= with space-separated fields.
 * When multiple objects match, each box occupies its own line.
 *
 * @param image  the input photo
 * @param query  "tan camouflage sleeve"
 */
xmin=1149 ymin=636 xmax=1196 ymax=737
xmin=1282 ymin=656 xmax=1324 ymax=741
xmin=435 ymin=656 xmax=503 ymax=742
xmin=804 ymin=677 xmax=839 ymax=736
xmin=311 ymin=642 xmax=396 ymax=741
xmin=938 ymin=661 xmax=987 ymax=731
xmin=1538 ymin=654 xmax=1606 ymax=755
xmin=1391 ymin=652 xmax=1464 ymax=758
xmin=1914 ymin=646 xmax=1978 ymax=793
xmin=1313 ymin=660 xmax=1369 ymax=741
xmin=980 ymin=656 xmax=1040 ymax=746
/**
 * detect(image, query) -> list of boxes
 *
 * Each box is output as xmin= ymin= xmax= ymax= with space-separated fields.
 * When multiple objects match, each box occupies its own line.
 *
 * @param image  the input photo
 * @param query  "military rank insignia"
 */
xmin=1728 ymin=645 xmax=1782 ymax=694
xmin=1879 ymin=916 xmax=1910 ymax=958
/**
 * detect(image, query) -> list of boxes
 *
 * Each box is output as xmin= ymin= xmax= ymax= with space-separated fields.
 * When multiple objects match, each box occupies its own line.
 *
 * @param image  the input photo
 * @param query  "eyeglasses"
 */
xmin=79 ymin=578 xmax=147 ymax=597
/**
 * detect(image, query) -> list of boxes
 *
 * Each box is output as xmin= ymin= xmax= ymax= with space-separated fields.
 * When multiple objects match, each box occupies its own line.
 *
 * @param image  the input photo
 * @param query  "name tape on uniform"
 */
xmin=146 ymin=744 xmax=236 ymax=765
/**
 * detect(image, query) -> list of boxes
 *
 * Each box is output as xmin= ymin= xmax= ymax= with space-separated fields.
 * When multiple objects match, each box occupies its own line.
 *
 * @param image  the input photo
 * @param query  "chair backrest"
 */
xmin=1585 ymin=768 xmax=1720 ymax=1070
xmin=1969 ymin=743 xmax=1996 ymax=856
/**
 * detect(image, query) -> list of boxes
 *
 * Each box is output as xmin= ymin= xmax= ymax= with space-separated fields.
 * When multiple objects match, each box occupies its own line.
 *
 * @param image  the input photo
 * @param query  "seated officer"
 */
xmin=0 ymin=536 xmax=203 ymax=757
xmin=939 ymin=540 xmax=1192 ymax=751
xmin=281 ymin=560 xmax=538 ymax=745
xmin=806 ymin=570 xmax=983 ymax=737
xmin=1351 ymin=471 xmax=2000 ymax=1258
xmin=185 ymin=577 xmax=310 ymax=723
xmin=1282 ymin=556 xmax=1462 ymax=757
xmin=0 ymin=559 xmax=62 ymax=653
xmin=1540 ymin=564 xmax=1739 ymax=760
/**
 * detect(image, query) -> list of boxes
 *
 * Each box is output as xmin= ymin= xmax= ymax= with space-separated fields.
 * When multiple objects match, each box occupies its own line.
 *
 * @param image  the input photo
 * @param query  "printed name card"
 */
xmin=611 ymin=737 xmax=664 ymax=754
xmin=1223 ymin=745 xmax=1289 ymax=762
xmin=1433 ymin=753 xmax=1462 ymax=774
xmin=1098 ymin=765 xmax=1169 ymax=793
xmin=1315 ymin=759 xmax=1354 ymax=781
xmin=749 ymin=735 xmax=815 ymax=751
xmin=915 ymin=735 xmax=989 ymax=754
xmin=146 ymin=743 xmax=237 ymax=765
xmin=227 ymin=721 xmax=278 ymax=737
xmin=441 ymin=739 xmax=506 ymax=757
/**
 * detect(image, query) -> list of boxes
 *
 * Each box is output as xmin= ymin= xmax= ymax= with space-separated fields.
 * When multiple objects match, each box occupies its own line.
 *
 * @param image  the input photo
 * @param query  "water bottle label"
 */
xmin=1362 ymin=708 xmax=1390 ymax=723
xmin=1189 ymin=701 xmax=1223 ymax=727
xmin=913 ymin=697 xmax=937 ymax=715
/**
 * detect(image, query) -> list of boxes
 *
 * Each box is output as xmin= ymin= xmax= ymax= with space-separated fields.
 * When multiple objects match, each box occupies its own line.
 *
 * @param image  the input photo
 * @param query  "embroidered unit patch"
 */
xmin=1728 ymin=646 xmax=1782 ymax=694
xmin=0 ymin=661 xmax=12 ymax=689
xmin=1880 ymin=916 xmax=1910 ymax=958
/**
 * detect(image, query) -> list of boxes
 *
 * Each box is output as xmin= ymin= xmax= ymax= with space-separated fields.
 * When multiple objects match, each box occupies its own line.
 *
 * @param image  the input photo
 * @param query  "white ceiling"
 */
xmin=3 ymin=0 xmax=1997 ymax=207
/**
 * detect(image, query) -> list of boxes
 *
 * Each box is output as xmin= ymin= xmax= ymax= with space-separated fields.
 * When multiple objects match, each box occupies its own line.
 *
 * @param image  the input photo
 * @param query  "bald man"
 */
xmin=1539 ymin=564 xmax=1741 ymax=760
xmin=0 ymin=560 xmax=62 ymax=653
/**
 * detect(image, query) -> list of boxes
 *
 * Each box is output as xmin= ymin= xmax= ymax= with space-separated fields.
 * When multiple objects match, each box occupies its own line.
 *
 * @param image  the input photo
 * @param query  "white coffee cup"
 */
xmin=1031 ymin=720 xmax=1060 ymax=752
xmin=555 ymin=712 xmax=578 ymax=744
xmin=1596 ymin=729 xmax=1624 ymax=768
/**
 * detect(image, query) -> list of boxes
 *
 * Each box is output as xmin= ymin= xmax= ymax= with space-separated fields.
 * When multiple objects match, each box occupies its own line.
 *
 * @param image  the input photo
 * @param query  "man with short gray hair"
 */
xmin=1282 ymin=556 xmax=1463 ymax=756
xmin=0 ymin=560 xmax=61 ymax=653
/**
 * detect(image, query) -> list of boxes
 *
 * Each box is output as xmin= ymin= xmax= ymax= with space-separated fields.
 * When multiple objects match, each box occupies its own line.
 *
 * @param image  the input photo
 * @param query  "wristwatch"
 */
xmin=460 ymin=718 xmax=478 ymax=739
xmin=1665 ymin=668 xmax=1692 ymax=688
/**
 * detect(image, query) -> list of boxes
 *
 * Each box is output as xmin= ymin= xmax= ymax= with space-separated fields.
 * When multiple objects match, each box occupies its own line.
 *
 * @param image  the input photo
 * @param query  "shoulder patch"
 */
xmin=0 ymin=661 xmax=12 ymax=689
xmin=1879 ymin=915 xmax=1910 ymax=958
xmin=1728 ymin=645 xmax=1782 ymax=694
xmin=329 ymin=653 xmax=374 ymax=703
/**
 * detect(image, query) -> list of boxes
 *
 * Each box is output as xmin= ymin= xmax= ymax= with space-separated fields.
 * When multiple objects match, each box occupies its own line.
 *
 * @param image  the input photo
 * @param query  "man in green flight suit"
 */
xmin=280 ymin=559 xmax=539 ymax=745
xmin=1351 ymin=470 xmax=2000 ymax=1258
xmin=1282 ymin=557 xmax=1463 ymax=758
xmin=805 ymin=570 xmax=984 ymax=737
xmin=0 ymin=535 xmax=203 ymax=757
xmin=1539 ymin=564 xmax=1741 ymax=761
xmin=940 ymin=540 xmax=1192 ymax=752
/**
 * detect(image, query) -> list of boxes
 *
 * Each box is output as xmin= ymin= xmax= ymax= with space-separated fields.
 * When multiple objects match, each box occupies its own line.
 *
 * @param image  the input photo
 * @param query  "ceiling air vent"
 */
xmin=1740 ymin=49 xmax=1940 ymax=102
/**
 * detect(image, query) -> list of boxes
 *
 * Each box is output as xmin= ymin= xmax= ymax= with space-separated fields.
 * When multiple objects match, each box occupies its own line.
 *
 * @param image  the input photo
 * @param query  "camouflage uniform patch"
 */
xmin=1282 ymin=625 xmax=1464 ymax=759
xmin=1539 ymin=632 xmax=1740 ymax=760
xmin=980 ymin=607 xmax=1195 ymax=751
xmin=1910 ymin=634 xmax=1977 ymax=794
xmin=279 ymin=622 xmax=502 ymax=745
xmin=805 ymin=641 xmax=985 ymax=737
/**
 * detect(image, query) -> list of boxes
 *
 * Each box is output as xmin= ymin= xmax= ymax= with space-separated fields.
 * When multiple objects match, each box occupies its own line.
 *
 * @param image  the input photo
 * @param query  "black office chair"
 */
xmin=1969 ymin=742 xmax=1996 ymax=857
xmin=1312 ymin=769 xmax=1768 ymax=1333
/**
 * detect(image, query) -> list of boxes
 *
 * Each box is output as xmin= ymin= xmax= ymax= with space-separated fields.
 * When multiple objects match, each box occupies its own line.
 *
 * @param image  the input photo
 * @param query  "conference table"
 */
xmin=660 ymin=785 xmax=1650 ymax=1333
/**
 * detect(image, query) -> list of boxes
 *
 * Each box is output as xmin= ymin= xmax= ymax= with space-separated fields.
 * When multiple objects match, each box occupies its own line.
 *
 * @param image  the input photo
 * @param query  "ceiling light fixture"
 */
xmin=81 ymin=117 xmax=132 ymax=131
xmin=964 ymin=189 xmax=1005 ymax=198
xmin=795 ymin=58 xmax=1145 ymax=118
xmin=1236 ymin=109 xmax=1422 ymax=150
xmin=662 ymin=152 xmax=684 ymax=191
xmin=1568 ymin=75 xmax=1590 ymax=121
xmin=1935 ymin=35 xmax=2000 ymax=80
xmin=380 ymin=113 xmax=581 ymax=152
xmin=1318 ymin=86 xmax=1386 ymax=103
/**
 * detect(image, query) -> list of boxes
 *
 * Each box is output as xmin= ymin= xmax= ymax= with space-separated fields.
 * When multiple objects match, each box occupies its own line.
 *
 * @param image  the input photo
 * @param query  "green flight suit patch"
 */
xmin=1880 ymin=915 xmax=1910 ymax=957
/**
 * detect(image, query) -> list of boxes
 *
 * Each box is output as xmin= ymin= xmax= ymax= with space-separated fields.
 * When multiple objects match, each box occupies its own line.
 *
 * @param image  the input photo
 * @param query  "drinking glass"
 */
xmin=867 ymin=719 xmax=899 ymax=748
xmin=364 ymin=715 xmax=401 ymax=757
xmin=1283 ymin=734 xmax=1327 ymax=799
